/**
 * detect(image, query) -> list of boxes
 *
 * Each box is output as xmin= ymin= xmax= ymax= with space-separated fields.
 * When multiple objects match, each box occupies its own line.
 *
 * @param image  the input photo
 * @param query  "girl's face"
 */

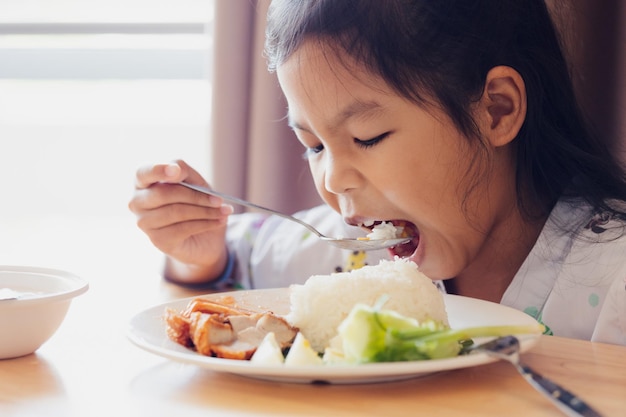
xmin=277 ymin=41 xmax=519 ymax=280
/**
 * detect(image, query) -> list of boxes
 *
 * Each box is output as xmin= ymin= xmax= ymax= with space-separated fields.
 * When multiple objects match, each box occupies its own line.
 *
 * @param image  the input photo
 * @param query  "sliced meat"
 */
xmin=183 ymin=297 xmax=253 ymax=317
xmin=189 ymin=312 xmax=235 ymax=356
xmin=228 ymin=313 xmax=262 ymax=333
xmin=255 ymin=313 xmax=298 ymax=348
xmin=212 ymin=314 xmax=297 ymax=359
xmin=212 ymin=327 xmax=266 ymax=360
xmin=164 ymin=297 xmax=298 ymax=360
xmin=164 ymin=307 xmax=193 ymax=347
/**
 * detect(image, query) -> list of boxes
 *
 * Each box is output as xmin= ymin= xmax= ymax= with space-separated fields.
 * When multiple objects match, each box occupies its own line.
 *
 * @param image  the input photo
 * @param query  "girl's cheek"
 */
xmin=309 ymin=164 xmax=339 ymax=210
xmin=308 ymin=160 xmax=325 ymax=188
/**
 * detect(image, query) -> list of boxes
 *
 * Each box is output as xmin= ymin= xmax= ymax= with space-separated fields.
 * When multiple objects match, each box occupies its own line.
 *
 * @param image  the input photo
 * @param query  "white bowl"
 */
xmin=0 ymin=266 xmax=88 ymax=359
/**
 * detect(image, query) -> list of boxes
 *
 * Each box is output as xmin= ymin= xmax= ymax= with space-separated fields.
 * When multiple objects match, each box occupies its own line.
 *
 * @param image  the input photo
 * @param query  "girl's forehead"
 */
xmin=279 ymin=40 xmax=391 ymax=89
xmin=277 ymin=41 xmax=440 ymax=131
xmin=277 ymin=41 xmax=396 ymax=116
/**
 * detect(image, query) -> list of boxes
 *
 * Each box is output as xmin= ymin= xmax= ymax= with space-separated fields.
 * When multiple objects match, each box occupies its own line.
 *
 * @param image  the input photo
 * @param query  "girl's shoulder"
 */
xmin=580 ymin=199 xmax=626 ymax=242
xmin=548 ymin=197 xmax=626 ymax=242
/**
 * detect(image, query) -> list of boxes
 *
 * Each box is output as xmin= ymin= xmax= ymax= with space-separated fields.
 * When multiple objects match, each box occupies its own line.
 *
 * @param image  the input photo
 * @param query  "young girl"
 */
xmin=129 ymin=0 xmax=626 ymax=345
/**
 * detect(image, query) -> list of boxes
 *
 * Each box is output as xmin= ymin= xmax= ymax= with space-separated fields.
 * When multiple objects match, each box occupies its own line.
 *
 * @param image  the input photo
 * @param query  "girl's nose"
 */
xmin=323 ymin=152 xmax=363 ymax=194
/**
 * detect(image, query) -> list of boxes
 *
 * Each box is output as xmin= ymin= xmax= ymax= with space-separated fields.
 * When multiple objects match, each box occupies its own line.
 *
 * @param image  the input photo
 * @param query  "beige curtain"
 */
xmin=209 ymin=0 xmax=322 ymax=214
xmin=209 ymin=1 xmax=626 ymax=215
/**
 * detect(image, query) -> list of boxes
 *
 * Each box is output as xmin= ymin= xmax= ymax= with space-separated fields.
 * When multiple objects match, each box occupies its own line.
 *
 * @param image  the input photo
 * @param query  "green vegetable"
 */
xmin=337 ymin=299 xmax=544 ymax=363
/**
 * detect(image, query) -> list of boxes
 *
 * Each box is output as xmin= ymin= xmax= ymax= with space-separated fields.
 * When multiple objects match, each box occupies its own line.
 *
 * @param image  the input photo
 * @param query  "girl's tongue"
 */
xmin=386 ymin=220 xmax=419 ymax=258
xmin=388 ymin=235 xmax=419 ymax=258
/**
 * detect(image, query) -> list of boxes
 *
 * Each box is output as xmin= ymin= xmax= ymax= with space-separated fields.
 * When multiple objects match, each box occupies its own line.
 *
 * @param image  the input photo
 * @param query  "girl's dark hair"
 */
xmin=265 ymin=0 xmax=626 ymax=221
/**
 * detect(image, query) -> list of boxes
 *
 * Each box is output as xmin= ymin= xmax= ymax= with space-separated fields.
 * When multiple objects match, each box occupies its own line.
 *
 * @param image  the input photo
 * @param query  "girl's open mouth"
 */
xmin=387 ymin=220 xmax=419 ymax=258
xmin=363 ymin=220 xmax=419 ymax=258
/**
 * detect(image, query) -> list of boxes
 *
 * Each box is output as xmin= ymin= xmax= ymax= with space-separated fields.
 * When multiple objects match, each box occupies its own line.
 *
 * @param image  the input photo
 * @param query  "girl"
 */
xmin=130 ymin=0 xmax=626 ymax=344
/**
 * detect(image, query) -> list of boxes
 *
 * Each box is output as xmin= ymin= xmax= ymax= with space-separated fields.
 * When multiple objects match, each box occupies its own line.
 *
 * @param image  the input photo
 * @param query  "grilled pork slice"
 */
xmin=189 ymin=312 xmax=236 ymax=356
xmin=165 ymin=298 xmax=298 ymax=360
xmin=255 ymin=313 xmax=298 ymax=348
xmin=183 ymin=297 xmax=254 ymax=317
xmin=212 ymin=313 xmax=298 ymax=359
xmin=165 ymin=307 xmax=193 ymax=347
xmin=228 ymin=314 xmax=260 ymax=333
xmin=212 ymin=327 xmax=266 ymax=360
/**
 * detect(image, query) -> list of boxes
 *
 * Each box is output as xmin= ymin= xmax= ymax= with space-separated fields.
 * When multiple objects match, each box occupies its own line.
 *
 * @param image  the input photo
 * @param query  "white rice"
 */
xmin=285 ymin=258 xmax=448 ymax=352
xmin=366 ymin=222 xmax=401 ymax=239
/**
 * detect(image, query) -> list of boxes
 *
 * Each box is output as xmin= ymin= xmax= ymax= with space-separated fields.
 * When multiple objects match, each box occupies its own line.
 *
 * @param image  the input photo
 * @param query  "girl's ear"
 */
xmin=476 ymin=66 xmax=527 ymax=147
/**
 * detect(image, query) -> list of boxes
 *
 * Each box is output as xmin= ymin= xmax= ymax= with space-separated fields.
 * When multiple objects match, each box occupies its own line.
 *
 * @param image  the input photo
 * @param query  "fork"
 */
xmin=472 ymin=336 xmax=603 ymax=417
xmin=178 ymin=182 xmax=411 ymax=251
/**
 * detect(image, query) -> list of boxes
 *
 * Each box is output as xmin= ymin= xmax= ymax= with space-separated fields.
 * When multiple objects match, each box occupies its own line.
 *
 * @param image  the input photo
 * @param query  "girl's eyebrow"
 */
xmin=287 ymin=115 xmax=307 ymax=132
xmin=288 ymin=100 xmax=384 ymax=133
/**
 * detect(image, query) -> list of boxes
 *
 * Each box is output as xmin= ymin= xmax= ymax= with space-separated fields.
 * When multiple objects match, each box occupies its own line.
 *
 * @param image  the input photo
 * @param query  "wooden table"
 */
xmin=1 ymin=215 xmax=625 ymax=416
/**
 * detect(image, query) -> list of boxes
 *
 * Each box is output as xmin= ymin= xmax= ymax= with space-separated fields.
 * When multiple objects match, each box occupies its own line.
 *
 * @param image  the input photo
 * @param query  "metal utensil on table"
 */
xmin=178 ymin=182 xmax=410 ymax=251
xmin=471 ymin=335 xmax=602 ymax=417
xmin=0 ymin=288 xmax=20 ymax=301
xmin=0 ymin=288 xmax=37 ymax=301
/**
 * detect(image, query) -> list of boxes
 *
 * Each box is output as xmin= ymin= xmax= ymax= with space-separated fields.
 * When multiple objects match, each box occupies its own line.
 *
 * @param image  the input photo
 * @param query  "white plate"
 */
xmin=127 ymin=288 xmax=541 ymax=384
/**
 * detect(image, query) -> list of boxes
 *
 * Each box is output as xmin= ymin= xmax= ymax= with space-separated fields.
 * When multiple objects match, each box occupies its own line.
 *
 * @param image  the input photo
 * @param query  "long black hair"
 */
xmin=265 ymin=0 xmax=626 ymax=222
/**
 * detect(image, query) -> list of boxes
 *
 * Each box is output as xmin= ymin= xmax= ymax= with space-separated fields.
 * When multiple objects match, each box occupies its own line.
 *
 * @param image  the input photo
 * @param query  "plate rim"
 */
xmin=126 ymin=289 xmax=541 ymax=383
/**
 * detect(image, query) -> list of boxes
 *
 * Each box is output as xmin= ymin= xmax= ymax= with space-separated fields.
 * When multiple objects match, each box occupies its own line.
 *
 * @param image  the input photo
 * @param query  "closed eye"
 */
xmin=301 ymin=131 xmax=391 ymax=159
xmin=354 ymin=132 xmax=391 ymax=149
xmin=302 ymin=144 xmax=324 ymax=160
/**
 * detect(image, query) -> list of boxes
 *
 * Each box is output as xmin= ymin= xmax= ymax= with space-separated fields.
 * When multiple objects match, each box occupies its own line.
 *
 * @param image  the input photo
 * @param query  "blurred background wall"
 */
xmin=547 ymin=0 xmax=626 ymax=160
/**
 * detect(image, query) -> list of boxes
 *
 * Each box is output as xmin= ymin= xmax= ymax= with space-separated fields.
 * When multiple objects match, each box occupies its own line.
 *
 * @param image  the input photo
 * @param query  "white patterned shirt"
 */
xmin=501 ymin=199 xmax=626 ymax=345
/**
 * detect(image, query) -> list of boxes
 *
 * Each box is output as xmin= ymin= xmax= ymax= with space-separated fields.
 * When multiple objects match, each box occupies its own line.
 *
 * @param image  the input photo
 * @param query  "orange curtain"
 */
xmin=208 ymin=0 xmax=321 ymax=214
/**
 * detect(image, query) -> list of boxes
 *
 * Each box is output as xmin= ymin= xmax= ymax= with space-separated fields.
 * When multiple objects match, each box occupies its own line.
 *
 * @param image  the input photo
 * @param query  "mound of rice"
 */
xmin=285 ymin=258 xmax=448 ymax=352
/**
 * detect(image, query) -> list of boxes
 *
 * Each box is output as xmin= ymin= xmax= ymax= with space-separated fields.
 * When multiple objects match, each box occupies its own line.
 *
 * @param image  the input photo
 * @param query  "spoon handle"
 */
xmin=474 ymin=336 xmax=602 ymax=417
xmin=516 ymin=364 xmax=603 ymax=417
xmin=178 ymin=182 xmax=323 ymax=237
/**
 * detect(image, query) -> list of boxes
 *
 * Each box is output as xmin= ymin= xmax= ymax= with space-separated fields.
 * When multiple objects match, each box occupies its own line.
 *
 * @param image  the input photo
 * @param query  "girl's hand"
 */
xmin=128 ymin=160 xmax=234 ymax=284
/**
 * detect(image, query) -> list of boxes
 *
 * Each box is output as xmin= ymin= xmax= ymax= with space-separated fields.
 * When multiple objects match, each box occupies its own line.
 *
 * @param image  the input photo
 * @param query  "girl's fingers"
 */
xmin=134 ymin=159 xmax=209 ymax=189
xmin=130 ymin=181 xmax=231 ymax=212
xmin=142 ymin=217 xmax=228 ymax=258
xmin=135 ymin=201 xmax=232 ymax=233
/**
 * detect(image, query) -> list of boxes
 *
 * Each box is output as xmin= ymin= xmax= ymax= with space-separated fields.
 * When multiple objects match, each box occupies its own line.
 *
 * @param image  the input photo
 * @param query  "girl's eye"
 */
xmin=301 ymin=132 xmax=391 ymax=159
xmin=302 ymin=144 xmax=324 ymax=160
xmin=354 ymin=132 xmax=391 ymax=149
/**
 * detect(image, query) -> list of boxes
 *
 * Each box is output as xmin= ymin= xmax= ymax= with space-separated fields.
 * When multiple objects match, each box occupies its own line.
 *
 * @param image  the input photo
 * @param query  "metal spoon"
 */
xmin=0 ymin=288 xmax=38 ymax=301
xmin=0 ymin=288 xmax=20 ymax=301
xmin=471 ymin=336 xmax=602 ymax=417
xmin=178 ymin=182 xmax=410 ymax=251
